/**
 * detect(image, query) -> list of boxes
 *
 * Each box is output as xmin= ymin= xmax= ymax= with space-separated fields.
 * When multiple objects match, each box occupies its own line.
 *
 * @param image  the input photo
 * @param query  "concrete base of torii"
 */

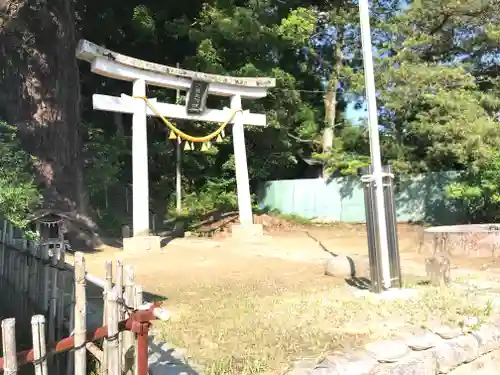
xmin=231 ymin=223 xmax=264 ymax=240
xmin=121 ymin=224 xmax=263 ymax=253
xmin=123 ymin=235 xmax=162 ymax=253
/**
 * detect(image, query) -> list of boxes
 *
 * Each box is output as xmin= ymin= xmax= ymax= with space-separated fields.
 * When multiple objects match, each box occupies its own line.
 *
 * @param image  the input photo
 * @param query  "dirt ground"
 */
xmin=67 ymin=222 xmax=500 ymax=374
xmin=76 ymin=222 xmax=498 ymax=293
xmin=75 ymin=223 xmax=426 ymax=295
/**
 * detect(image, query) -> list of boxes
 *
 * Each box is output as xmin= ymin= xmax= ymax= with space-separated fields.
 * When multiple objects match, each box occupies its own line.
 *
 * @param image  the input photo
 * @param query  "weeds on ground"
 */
xmin=254 ymin=207 xmax=314 ymax=226
xmin=157 ymin=282 xmax=493 ymax=375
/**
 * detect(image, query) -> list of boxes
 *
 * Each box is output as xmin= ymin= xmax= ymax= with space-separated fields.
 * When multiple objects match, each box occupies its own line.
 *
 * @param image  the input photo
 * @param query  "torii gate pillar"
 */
xmin=229 ymin=95 xmax=263 ymax=239
xmin=231 ymin=95 xmax=252 ymax=222
xmin=131 ymin=79 xmax=150 ymax=237
xmin=76 ymin=40 xmax=275 ymax=251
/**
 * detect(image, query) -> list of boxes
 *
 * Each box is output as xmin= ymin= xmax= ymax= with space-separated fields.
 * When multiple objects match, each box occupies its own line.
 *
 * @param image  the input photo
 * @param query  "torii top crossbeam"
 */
xmin=76 ymin=40 xmax=276 ymax=99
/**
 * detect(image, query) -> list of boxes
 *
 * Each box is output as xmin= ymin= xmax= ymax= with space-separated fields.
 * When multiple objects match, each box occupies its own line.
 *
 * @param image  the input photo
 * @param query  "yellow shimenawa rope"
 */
xmin=133 ymin=95 xmax=242 ymax=143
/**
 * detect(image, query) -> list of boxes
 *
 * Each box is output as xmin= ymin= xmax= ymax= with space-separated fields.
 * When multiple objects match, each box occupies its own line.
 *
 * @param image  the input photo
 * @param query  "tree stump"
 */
xmin=425 ymin=255 xmax=451 ymax=287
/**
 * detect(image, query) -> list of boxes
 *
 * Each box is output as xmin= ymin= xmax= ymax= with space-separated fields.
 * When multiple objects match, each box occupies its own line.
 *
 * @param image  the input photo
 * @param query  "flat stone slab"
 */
xmin=123 ymin=235 xmax=162 ymax=252
xmin=365 ymin=340 xmax=410 ymax=363
xmin=433 ymin=334 xmax=480 ymax=373
xmin=430 ymin=325 xmax=463 ymax=340
xmin=406 ymin=332 xmax=443 ymax=351
xmin=369 ymin=350 xmax=437 ymax=375
xmin=315 ymin=350 xmax=377 ymax=374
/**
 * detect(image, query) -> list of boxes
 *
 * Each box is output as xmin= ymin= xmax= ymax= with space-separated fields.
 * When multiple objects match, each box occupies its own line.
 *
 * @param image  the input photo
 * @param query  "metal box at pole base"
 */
xmin=360 ymin=165 xmax=383 ymax=293
xmin=359 ymin=165 xmax=402 ymax=292
xmin=383 ymin=165 xmax=403 ymax=287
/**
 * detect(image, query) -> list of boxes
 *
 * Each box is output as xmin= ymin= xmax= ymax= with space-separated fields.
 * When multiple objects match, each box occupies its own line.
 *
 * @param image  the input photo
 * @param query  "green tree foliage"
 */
xmin=446 ymin=151 xmax=500 ymax=222
xmin=0 ymin=122 xmax=40 ymax=227
xmin=371 ymin=0 xmax=500 ymax=220
xmin=4 ymin=0 xmax=500 ymax=228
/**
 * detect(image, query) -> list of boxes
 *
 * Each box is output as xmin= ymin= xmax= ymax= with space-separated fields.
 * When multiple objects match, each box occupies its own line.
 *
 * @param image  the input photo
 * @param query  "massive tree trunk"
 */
xmin=0 ymin=0 xmax=95 ymax=238
xmin=322 ymin=29 xmax=344 ymax=177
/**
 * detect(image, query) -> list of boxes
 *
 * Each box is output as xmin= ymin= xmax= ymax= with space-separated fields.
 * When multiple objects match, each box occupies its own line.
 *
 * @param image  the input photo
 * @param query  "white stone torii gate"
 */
xmin=76 ymin=40 xmax=275 ymax=250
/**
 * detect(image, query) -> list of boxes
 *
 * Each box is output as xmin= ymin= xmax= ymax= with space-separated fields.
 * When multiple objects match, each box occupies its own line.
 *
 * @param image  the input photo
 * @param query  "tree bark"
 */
xmin=0 ymin=0 xmax=101 ymax=246
xmin=322 ymin=27 xmax=344 ymax=176
xmin=0 ymin=0 xmax=86 ymax=213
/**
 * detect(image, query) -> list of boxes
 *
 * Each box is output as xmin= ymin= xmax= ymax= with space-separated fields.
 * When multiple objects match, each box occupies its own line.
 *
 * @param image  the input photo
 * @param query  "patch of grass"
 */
xmin=157 ymin=282 xmax=493 ymax=375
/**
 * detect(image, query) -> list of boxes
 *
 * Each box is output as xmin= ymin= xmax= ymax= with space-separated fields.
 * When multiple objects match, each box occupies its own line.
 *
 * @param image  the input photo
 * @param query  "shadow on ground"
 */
xmin=144 ymin=291 xmax=168 ymax=303
xmin=345 ymin=277 xmax=372 ymax=290
xmin=149 ymin=341 xmax=200 ymax=375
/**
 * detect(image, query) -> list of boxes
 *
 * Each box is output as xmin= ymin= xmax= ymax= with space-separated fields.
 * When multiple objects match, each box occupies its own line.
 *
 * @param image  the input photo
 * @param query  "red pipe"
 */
xmin=0 ymin=320 xmax=131 ymax=369
xmin=136 ymin=322 xmax=150 ymax=375
xmin=0 ymin=304 xmax=160 ymax=370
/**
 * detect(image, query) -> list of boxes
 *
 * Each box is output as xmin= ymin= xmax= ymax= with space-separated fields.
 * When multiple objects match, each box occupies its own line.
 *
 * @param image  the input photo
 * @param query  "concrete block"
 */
xmin=231 ymin=223 xmax=264 ymax=240
xmin=123 ymin=235 xmax=162 ymax=253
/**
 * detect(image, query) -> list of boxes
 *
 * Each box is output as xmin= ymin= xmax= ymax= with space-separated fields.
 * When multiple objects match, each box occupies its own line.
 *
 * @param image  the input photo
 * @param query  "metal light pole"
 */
xmin=358 ymin=0 xmax=391 ymax=289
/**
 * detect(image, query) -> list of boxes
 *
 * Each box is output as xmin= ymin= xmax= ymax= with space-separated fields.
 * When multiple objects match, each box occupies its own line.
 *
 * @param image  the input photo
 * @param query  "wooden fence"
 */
xmin=0 ymin=219 xmax=165 ymax=375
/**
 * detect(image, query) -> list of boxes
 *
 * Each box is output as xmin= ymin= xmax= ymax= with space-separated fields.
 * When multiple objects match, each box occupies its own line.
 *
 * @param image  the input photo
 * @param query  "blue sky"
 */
xmin=344 ymin=100 xmax=367 ymax=125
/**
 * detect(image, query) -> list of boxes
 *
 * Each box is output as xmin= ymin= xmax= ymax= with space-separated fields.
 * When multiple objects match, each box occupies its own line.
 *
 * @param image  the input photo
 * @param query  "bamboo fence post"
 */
xmin=19 ymin=245 xmax=24 ymax=318
xmin=66 ymin=282 xmax=75 ymax=375
xmin=56 ymin=243 xmax=66 ymax=339
xmin=36 ymin=243 xmax=42 ymax=311
xmin=22 ymin=244 xmax=30 ymax=323
xmin=18 ymin=245 xmax=24 ymax=324
xmin=42 ymin=245 xmax=51 ymax=315
xmin=115 ymin=259 xmax=124 ymax=372
xmin=5 ymin=247 xmax=11 ymax=316
xmin=2 ymin=219 xmax=6 ymax=243
xmin=31 ymin=315 xmax=48 ymax=375
xmin=2 ymin=318 xmax=18 ymax=375
xmin=123 ymin=265 xmax=136 ymax=375
xmin=106 ymin=288 xmax=120 ymax=375
xmin=48 ymin=246 xmax=60 ymax=353
xmin=13 ymin=244 xmax=21 ymax=318
xmin=56 ymin=242 xmax=67 ymax=375
xmin=102 ymin=260 xmax=113 ymax=375
xmin=116 ymin=259 xmax=124 ymax=317
xmin=66 ymin=247 xmax=76 ymax=375
xmin=6 ymin=244 xmax=11 ymax=284
xmin=4 ymin=246 xmax=8 ymax=297
xmin=33 ymin=243 xmax=42 ymax=314
xmin=5 ymin=245 xmax=9 ymax=293
xmin=28 ymin=242 xmax=37 ymax=312
xmin=0 ymin=239 xmax=5 ymax=295
xmin=8 ymin=222 xmax=13 ymax=245
xmin=74 ymin=252 xmax=87 ymax=375
xmin=9 ymin=245 xmax=15 ymax=314
xmin=134 ymin=285 xmax=143 ymax=309
xmin=1 ymin=244 xmax=5 ymax=293
xmin=104 ymin=260 xmax=113 ymax=320
xmin=9 ymin=246 xmax=15 ymax=315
